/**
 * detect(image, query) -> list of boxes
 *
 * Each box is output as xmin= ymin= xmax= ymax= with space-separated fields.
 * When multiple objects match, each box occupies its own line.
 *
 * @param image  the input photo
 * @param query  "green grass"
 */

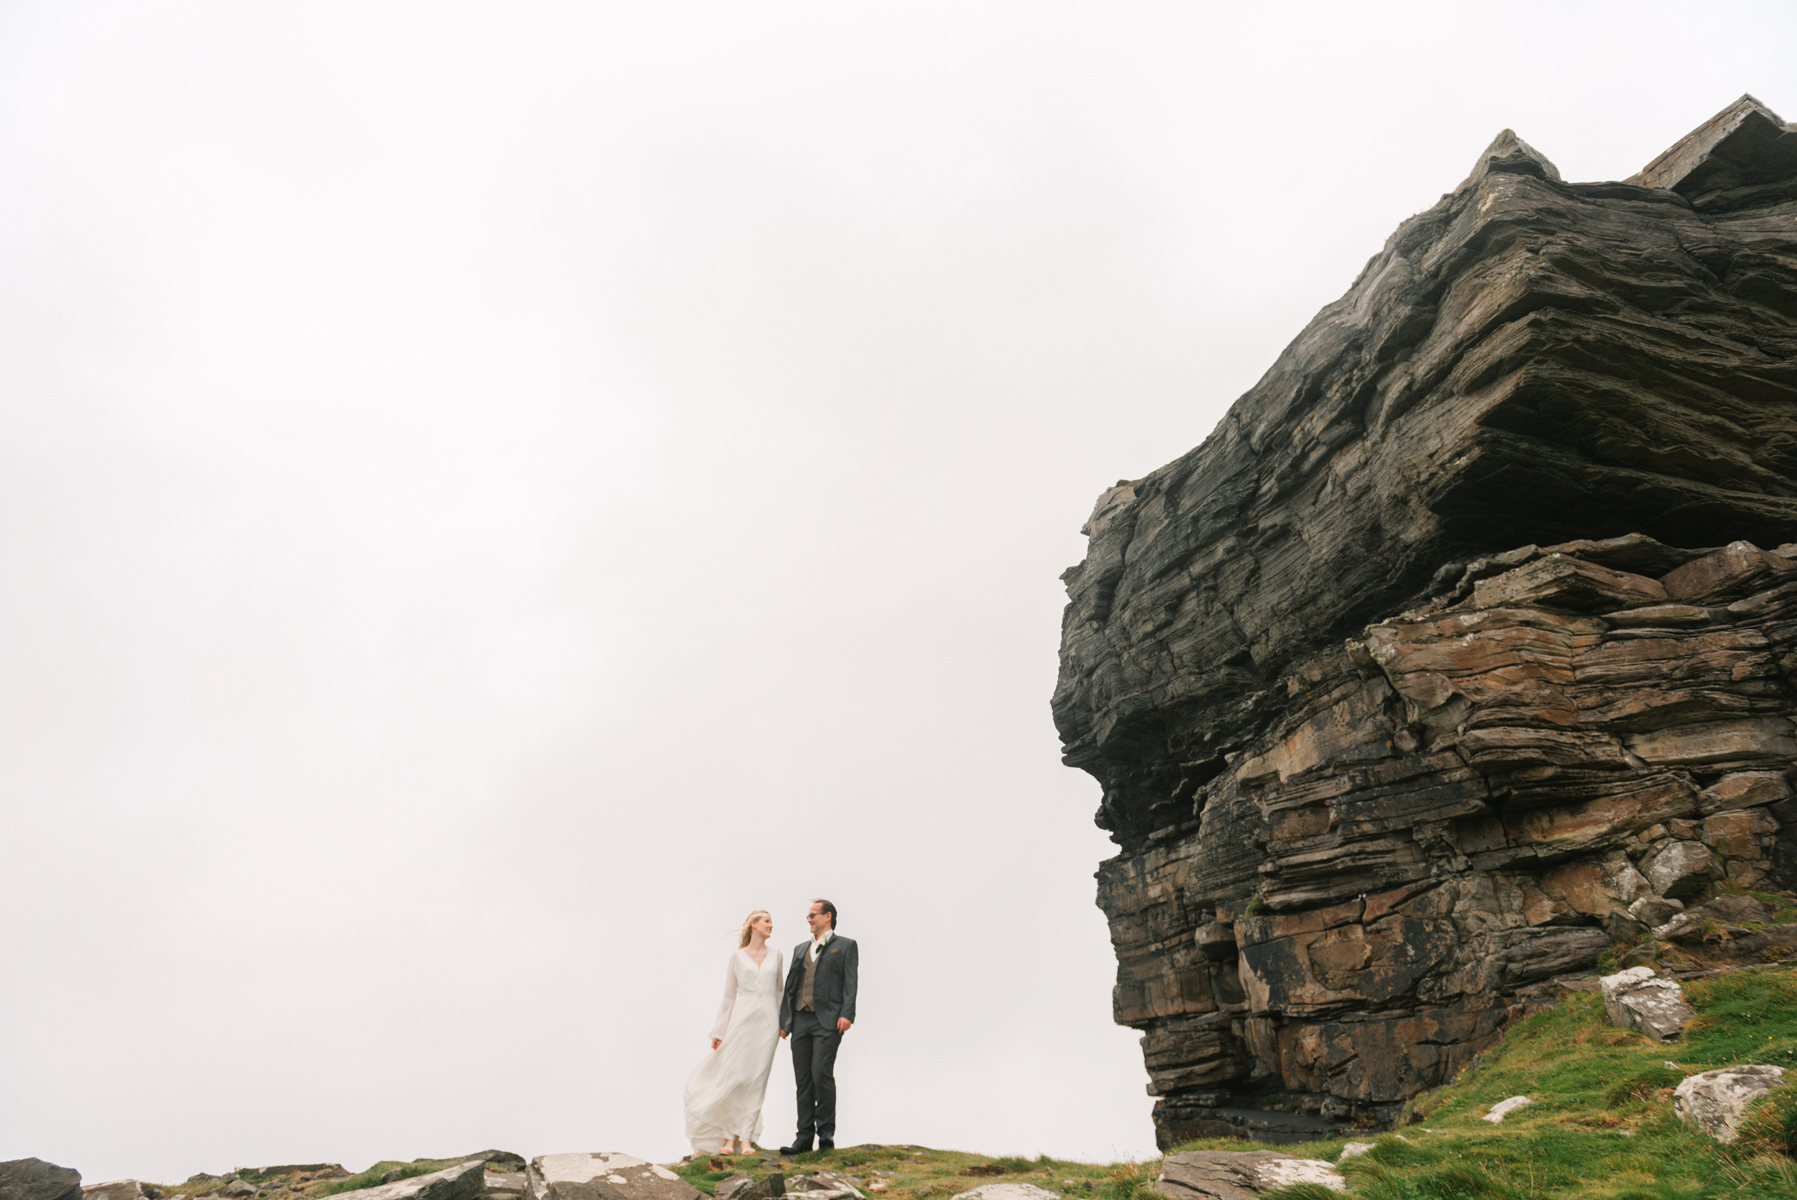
xmin=316 ymin=1164 xmax=446 ymax=1196
xmin=1170 ymin=963 xmax=1797 ymax=1199
xmin=668 ymin=1147 xmax=1157 ymax=1200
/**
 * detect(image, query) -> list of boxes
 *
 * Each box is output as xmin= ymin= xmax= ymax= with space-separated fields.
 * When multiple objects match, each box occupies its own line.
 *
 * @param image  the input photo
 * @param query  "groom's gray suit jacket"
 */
xmin=779 ymin=935 xmax=858 ymax=1032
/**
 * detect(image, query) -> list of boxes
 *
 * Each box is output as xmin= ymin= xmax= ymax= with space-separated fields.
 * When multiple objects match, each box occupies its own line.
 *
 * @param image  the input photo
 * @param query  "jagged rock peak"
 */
xmin=1630 ymin=93 xmax=1797 ymax=196
xmin=1453 ymin=128 xmax=1561 ymax=193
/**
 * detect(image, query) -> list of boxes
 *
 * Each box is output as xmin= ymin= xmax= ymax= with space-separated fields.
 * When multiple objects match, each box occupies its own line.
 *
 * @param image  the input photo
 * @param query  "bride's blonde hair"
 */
xmin=738 ymin=910 xmax=772 ymax=949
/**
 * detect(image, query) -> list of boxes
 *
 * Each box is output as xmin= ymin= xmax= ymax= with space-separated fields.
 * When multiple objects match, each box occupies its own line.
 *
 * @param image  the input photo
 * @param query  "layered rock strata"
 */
xmin=1053 ymin=98 xmax=1797 ymax=1147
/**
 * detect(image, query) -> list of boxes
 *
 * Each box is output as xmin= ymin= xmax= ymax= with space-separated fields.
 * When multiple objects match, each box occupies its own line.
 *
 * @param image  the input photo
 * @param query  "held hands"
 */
xmin=711 ymin=1038 xmax=722 ymax=1050
xmin=779 ymin=1030 xmax=789 ymax=1039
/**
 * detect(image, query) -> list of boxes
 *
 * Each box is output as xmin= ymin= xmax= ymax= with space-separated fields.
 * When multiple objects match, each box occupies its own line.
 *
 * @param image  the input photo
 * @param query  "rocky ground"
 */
xmin=15 ymin=956 xmax=1797 ymax=1200
xmin=11 ymin=950 xmax=1797 ymax=1200
xmin=0 ymin=1150 xmax=1162 ymax=1200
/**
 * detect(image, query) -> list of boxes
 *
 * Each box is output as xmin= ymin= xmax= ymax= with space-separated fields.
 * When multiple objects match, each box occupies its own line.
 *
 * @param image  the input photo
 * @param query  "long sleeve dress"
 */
xmin=683 ymin=947 xmax=784 ymax=1153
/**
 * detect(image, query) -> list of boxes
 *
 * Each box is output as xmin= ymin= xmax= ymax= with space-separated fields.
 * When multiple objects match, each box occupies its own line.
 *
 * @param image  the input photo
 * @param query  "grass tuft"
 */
xmin=316 ymin=1165 xmax=441 ymax=1197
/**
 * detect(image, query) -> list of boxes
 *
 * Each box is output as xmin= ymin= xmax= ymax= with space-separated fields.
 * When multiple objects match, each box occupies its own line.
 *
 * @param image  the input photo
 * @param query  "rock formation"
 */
xmin=1674 ymin=1064 xmax=1789 ymax=1142
xmin=1 ymin=1160 xmax=83 ymax=1200
xmin=525 ymin=1154 xmax=700 ymax=1200
xmin=1052 ymin=95 xmax=1797 ymax=1147
xmin=1154 ymin=1150 xmax=1345 ymax=1199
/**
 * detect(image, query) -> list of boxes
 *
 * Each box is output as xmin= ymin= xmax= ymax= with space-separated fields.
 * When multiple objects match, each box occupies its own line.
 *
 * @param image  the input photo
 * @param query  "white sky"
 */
xmin=2 ymin=1 xmax=1793 ymax=1185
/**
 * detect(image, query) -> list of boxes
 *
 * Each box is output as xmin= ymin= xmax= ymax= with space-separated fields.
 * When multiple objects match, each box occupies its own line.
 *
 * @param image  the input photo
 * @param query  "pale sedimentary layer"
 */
xmin=1053 ymin=98 xmax=1797 ymax=1148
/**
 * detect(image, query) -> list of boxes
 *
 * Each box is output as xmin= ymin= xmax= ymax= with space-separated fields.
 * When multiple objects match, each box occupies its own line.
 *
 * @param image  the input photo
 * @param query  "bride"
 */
xmin=684 ymin=909 xmax=784 ymax=1155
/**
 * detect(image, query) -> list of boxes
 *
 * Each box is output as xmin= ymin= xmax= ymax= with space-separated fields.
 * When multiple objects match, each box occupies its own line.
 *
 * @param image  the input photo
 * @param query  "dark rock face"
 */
xmin=0 ymin=1161 xmax=82 ymax=1200
xmin=1053 ymin=98 xmax=1797 ymax=1148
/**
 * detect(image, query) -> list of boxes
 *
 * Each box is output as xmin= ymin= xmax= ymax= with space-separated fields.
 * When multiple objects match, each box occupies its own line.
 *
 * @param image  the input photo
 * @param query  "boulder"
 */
xmin=1482 ymin=1096 xmax=1533 ymax=1124
xmin=82 ymin=1184 xmax=155 ymax=1200
xmin=712 ymin=1178 xmax=753 ymax=1200
xmin=1600 ymin=968 xmax=1694 ymax=1041
xmin=485 ymin=1176 xmax=527 ymax=1198
xmin=1336 ymin=1144 xmax=1374 ymax=1161
xmin=1694 ymin=894 xmax=1772 ymax=925
xmin=1 ymin=1163 xmax=82 ymax=1200
xmin=1641 ymin=842 xmax=1717 ymax=899
xmin=1627 ymin=896 xmax=1683 ymax=928
xmin=1155 ymin=1152 xmax=1344 ymax=1199
xmin=527 ymin=1158 xmax=699 ymax=1200
xmin=949 ymin=1189 xmax=1061 ymax=1200
xmin=332 ymin=1164 xmax=484 ymax=1200
xmin=785 ymin=1175 xmax=855 ymax=1200
xmin=738 ymin=1177 xmax=785 ymax=1200
xmin=1675 ymin=1065 xmax=1789 ymax=1142
xmin=448 ymin=1157 xmax=528 ymax=1174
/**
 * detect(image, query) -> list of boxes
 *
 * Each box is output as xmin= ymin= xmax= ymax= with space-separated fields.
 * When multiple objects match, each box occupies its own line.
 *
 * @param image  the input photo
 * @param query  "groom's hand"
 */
xmin=780 ymin=1030 xmax=789 ymax=1039
xmin=836 ymin=1018 xmax=852 ymax=1032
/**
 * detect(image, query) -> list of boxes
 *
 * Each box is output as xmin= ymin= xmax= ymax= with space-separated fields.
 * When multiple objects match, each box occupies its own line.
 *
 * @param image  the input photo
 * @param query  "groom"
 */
xmin=778 ymin=898 xmax=858 ymax=1154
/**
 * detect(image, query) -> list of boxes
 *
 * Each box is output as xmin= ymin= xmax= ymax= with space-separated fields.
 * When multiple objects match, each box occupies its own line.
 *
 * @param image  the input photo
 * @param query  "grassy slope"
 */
xmin=671 ymin=1147 xmax=1157 ymax=1200
xmin=1189 ymin=963 xmax=1797 ymax=1200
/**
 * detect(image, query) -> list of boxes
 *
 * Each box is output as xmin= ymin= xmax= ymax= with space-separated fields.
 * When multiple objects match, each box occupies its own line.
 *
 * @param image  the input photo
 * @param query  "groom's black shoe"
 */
xmin=817 ymin=1142 xmax=834 ymax=1152
xmin=779 ymin=1142 xmax=812 ymax=1156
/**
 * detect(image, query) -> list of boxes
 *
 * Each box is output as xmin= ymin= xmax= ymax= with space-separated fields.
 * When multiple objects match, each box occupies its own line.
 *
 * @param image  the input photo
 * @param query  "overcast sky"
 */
xmin=3 ymin=1 xmax=1794 ymax=1186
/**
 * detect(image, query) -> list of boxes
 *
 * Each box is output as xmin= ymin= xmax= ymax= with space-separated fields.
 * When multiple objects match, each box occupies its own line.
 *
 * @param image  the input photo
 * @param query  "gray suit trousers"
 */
xmin=790 ymin=1008 xmax=842 ymax=1143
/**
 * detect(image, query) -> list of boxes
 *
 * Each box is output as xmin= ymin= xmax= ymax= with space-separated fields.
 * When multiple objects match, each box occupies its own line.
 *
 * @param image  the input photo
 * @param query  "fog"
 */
xmin=2 ymin=1 xmax=1792 ymax=1184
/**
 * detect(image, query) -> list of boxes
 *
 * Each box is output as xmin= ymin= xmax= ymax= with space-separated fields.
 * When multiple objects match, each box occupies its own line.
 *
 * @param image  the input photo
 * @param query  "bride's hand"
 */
xmin=711 ymin=1038 xmax=722 ymax=1050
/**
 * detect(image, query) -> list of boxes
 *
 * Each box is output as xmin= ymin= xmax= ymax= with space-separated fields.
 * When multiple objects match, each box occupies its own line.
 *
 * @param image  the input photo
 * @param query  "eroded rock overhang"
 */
xmin=1053 ymin=97 xmax=1797 ymax=1147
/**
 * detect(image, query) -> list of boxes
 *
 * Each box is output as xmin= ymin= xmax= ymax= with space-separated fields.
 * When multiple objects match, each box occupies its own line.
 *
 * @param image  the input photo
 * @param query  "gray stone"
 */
xmin=340 ymin=1163 xmax=484 ymax=1200
xmin=1653 ymin=912 xmax=1709 ymax=946
xmin=83 ymin=1184 xmax=154 ymax=1200
xmin=456 ymin=1157 xmax=527 ymax=1175
xmin=527 ymin=1158 xmax=699 ymax=1200
xmin=1674 ymin=1065 xmax=1789 ymax=1142
xmin=785 ymin=1176 xmax=854 ymax=1200
xmin=2 ymin=1164 xmax=82 ymax=1200
xmin=738 ymin=1177 xmax=784 ymax=1200
xmin=1156 ymin=1152 xmax=1344 ymax=1199
xmin=1641 ymin=842 xmax=1717 ymax=899
xmin=485 ymin=1176 xmax=527 ymax=1198
xmin=712 ymin=1178 xmax=753 ymax=1200
xmin=948 ymin=1189 xmax=1061 ymax=1200
xmin=1601 ymin=968 xmax=1694 ymax=1041
xmin=1481 ymin=1096 xmax=1533 ymax=1124
xmin=1627 ymin=896 xmax=1683 ymax=928
xmin=1695 ymin=894 xmax=1771 ymax=925
xmin=1335 ymin=1144 xmax=1374 ymax=1161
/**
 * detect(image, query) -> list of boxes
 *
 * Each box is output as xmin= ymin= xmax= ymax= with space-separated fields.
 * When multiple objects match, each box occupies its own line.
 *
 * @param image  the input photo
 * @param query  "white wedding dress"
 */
xmin=684 ymin=946 xmax=784 ymax=1153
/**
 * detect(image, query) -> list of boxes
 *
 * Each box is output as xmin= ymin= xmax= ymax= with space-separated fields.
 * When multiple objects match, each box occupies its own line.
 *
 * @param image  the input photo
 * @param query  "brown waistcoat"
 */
xmin=799 ymin=944 xmax=819 ymax=1011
